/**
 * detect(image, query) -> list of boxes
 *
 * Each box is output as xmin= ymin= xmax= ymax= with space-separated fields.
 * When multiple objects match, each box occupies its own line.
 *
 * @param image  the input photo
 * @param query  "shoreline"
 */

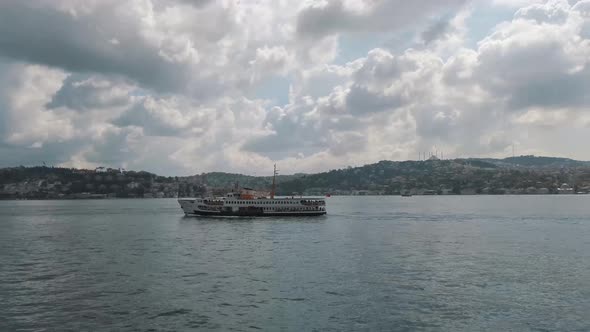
xmin=1 ymin=193 xmax=588 ymax=201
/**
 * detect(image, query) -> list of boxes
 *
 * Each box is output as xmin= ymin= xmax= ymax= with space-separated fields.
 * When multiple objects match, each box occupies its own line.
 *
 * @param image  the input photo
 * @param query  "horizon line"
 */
xmin=1 ymin=155 xmax=588 ymax=177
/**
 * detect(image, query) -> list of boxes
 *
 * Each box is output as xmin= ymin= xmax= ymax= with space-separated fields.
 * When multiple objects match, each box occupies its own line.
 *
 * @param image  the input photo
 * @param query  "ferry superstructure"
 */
xmin=178 ymin=165 xmax=327 ymax=217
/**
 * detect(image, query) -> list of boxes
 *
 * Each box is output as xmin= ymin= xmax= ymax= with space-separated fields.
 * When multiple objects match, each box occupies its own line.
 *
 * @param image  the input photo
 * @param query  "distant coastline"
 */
xmin=2 ymin=156 xmax=590 ymax=200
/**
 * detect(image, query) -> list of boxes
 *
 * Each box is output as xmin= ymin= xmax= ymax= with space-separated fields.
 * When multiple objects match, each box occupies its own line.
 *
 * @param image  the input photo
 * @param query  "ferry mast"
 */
xmin=271 ymin=164 xmax=278 ymax=199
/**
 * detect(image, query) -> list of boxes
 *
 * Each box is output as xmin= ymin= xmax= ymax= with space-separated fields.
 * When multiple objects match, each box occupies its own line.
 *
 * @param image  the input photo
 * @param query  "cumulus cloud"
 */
xmin=1 ymin=0 xmax=590 ymax=174
xmin=0 ymin=0 xmax=262 ymax=97
xmin=475 ymin=0 xmax=590 ymax=110
xmin=114 ymin=96 xmax=214 ymax=137
xmin=296 ymin=0 xmax=468 ymax=39
xmin=47 ymin=76 xmax=134 ymax=111
xmin=0 ymin=1 xmax=189 ymax=92
xmin=421 ymin=19 xmax=454 ymax=45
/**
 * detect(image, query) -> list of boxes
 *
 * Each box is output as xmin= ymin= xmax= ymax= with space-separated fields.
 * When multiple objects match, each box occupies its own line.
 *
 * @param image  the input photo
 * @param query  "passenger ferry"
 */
xmin=178 ymin=165 xmax=326 ymax=217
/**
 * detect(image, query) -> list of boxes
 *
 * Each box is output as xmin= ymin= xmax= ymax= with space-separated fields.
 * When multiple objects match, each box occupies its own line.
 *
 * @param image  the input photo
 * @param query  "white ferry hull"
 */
xmin=186 ymin=210 xmax=326 ymax=217
xmin=178 ymin=198 xmax=327 ymax=217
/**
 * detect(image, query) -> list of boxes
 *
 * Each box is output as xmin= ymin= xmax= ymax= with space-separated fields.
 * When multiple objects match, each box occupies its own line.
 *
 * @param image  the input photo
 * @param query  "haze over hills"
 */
xmin=276 ymin=156 xmax=590 ymax=195
xmin=476 ymin=156 xmax=590 ymax=169
xmin=1 ymin=156 xmax=590 ymax=199
xmin=202 ymin=172 xmax=304 ymax=190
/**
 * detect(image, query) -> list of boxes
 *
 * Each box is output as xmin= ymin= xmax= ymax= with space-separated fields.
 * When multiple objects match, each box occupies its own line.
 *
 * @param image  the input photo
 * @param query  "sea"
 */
xmin=0 ymin=196 xmax=589 ymax=331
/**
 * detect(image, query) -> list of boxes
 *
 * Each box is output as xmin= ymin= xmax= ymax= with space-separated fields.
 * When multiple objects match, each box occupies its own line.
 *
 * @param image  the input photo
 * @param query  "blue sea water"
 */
xmin=0 ymin=196 xmax=589 ymax=331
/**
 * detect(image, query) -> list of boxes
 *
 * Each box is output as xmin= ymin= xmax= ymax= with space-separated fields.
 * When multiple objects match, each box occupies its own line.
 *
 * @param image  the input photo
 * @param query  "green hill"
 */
xmin=201 ymin=172 xmax=303 ymax=190
xmin=499 ymin=155 xmax=589 ymax=168
xmin=2 ymin=155 xmax=590 ymax=199
xmin=275 ymin=157 xmax=590 ymax=195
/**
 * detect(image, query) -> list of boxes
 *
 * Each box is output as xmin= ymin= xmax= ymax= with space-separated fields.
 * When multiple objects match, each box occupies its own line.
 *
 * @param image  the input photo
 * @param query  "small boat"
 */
xmin=401 ymin=191 xmax=412 ymax=197
xmin=178 ymin=165 xmax=327 ymax=217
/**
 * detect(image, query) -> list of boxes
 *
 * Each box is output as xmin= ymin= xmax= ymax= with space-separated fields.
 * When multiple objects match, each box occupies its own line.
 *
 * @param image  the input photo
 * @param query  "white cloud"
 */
xmin=1 ymin=0 xmax=590 ymax=174
xmin=1 ymin=64 xmax=72 ymax=146
xmin=296 ymin=0 xmax=468 ymax=39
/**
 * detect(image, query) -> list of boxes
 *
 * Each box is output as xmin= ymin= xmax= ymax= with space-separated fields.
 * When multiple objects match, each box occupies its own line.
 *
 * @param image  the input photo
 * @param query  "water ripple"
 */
xmin=150 ymin=309 xmax=192 ymax=319
xmin=1 ymin=197 xmax=589 ymax=331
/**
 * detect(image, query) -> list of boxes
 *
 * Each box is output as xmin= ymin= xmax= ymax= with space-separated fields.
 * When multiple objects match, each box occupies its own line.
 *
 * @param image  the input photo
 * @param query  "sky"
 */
xmin=1 ymin=0 xmax=590 ymax=175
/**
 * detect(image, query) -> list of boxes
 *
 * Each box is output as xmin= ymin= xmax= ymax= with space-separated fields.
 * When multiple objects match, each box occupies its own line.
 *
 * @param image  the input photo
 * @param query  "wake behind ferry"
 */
xmin=178 ymin=165 xmax=327 ymax=217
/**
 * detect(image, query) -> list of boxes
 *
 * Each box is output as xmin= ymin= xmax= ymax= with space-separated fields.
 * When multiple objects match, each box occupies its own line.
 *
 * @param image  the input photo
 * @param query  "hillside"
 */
xmin=202 ymin=172 xmax=303 ymax=190
xmin=275 ymin=157 xmax=590 ymax=195
xmin=0 ymin=167 xmax=203 ymax=199
xmin=2 ymin=156 xmax=590 ymax=199
xmin=477 ymin=155 xmax=590 ymax=169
